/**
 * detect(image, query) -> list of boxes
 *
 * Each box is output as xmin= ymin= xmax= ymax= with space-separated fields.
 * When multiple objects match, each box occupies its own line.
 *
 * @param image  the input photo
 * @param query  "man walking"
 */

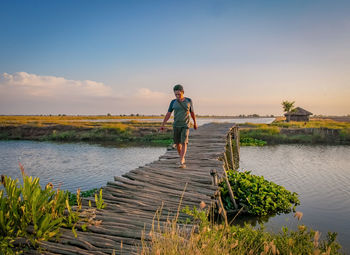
xmin=160 ymin=84 xmax=197 ymax=168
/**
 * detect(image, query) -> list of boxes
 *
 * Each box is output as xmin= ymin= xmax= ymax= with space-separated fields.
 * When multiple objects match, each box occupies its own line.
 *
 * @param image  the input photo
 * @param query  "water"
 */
xmin=0 ymin=117 xmax=273 ymax=192
xmin=0 ymin=140 xmax=165 ymax=192
xmin=2 ymin=121 xmax=348 ymax=250
xmin=240 ymin=145 xmax=350 ymax=252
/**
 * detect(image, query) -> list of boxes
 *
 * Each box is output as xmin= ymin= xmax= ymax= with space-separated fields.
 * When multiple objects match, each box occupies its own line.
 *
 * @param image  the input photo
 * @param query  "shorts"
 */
xmin=173 ymin=126 xmax=190 ymax=144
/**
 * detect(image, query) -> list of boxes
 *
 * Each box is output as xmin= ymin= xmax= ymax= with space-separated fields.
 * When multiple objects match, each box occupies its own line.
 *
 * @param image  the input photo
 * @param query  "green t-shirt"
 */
xmin=168 ymin=97 xmax=194 ymax=128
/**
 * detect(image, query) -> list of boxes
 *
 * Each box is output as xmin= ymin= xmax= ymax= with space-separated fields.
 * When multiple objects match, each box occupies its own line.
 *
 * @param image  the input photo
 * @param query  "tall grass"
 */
xmin=140 ymin=205 xmax=342 ymax=255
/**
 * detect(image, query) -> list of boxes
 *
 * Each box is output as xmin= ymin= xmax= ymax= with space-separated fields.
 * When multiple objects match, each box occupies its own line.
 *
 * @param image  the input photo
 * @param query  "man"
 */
xmin=160 ymin=84 xmax=197 ymax=168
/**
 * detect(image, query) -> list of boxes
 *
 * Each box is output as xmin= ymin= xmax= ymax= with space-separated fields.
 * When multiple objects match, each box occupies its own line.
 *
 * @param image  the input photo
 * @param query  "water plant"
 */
xmin=240 ymin=137 xmax=267 ymax=146
xmin=220 ymin=170 xmax=300 ymax=216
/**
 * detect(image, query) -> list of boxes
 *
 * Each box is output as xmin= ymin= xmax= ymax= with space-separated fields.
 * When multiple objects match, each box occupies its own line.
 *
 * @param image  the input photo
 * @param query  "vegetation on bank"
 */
xmin=141 ymin=205 xmax=342 ymax=255
xmin=45 ymin=127 xmax=173 ymax=146
xmin=239 ymin=119 xmax=350 ymax=145
xmin=239 ymin=137 xmax=267 ymax=146
xmin=0 ymin=170 xmax=105 ymax=254
xmin=0 ymin=122 xmax=173 ymax=146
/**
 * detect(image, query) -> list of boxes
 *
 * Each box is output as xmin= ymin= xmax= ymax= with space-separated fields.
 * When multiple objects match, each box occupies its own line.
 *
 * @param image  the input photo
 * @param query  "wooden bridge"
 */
xmin=34 ymin=122 xmax=238 ymax=255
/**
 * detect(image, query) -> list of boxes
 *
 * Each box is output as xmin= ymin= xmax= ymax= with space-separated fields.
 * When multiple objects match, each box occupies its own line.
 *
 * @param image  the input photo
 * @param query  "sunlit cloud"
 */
xmin=0 ymin=72 xmax=171 ymax=115
xmin=0 ymin=72 xmax=113 ymax=98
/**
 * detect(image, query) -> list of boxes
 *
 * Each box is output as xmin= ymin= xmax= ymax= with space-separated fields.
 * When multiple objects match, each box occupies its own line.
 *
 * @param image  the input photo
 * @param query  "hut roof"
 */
xmin=284 ymin=107 xmax=313 ymax=116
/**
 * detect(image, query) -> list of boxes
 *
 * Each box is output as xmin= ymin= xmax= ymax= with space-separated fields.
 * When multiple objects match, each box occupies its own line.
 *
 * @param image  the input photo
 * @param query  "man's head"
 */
xmin=173 ymin=84 xmax=184 ymax=99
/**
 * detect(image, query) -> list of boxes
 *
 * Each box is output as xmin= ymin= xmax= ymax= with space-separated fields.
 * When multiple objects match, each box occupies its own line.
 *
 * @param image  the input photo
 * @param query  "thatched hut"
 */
xmin=285 ymin=107 xmax=312 ymax=122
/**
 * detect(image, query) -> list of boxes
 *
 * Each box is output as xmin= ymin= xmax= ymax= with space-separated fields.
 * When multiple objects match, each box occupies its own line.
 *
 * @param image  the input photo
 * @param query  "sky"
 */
xmin=0 ymin=0 xmax=349 ymax=116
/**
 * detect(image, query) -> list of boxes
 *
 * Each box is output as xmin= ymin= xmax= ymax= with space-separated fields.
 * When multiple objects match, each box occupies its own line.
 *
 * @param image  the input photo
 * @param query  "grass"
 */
xmin=239 ymin=119 xmax=350 ymax=145
xmin=141 ymin=206 xmax=342 ymax=255
xmin=141 ymin=178 xmax=342 ymax=254
xmin=0 ymin=115 xmax=173 ymax=147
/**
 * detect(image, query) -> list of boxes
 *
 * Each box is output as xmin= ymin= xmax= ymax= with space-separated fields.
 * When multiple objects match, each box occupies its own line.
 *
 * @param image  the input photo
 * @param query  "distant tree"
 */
xmin=282 ymin=100 xmax=296 ymax=122
xmin=282 ymin=101 xmax=295 ymax=113
xmin=107 ymin=113 xmax=111 ymax=116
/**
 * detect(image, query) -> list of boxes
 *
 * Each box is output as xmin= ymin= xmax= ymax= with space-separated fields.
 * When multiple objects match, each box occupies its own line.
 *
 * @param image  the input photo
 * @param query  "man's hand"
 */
xmin=159 ymin=126 xmax=165 ymax=132
xmin=194 ymin=123 xmax=198 ymax=130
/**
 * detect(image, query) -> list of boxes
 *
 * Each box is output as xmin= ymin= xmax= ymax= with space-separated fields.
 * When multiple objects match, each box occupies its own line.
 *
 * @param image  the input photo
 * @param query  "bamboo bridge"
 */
xmin=32 ymin=122 xmax=240 ymax=255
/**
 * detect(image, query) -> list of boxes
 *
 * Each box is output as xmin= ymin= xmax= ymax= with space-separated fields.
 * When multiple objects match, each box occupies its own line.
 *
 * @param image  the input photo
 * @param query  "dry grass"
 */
xmin=0 ymin=115 xmax=170 ymax=129
xmin=272 ymin=118 xmax=350 ymax=129
xmin=140 ymin=183 xmax=341 ymax=255
xmin=140 ymin=210 xmax=342 ymax=255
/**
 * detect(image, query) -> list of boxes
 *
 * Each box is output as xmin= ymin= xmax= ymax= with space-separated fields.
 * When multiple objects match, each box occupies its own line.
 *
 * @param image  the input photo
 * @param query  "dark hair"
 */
xmin=173 ymin=84 xmax=184 ymax=92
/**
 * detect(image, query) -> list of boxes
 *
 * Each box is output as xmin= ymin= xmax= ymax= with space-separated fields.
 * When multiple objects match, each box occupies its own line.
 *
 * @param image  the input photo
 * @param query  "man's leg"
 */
xmin=180 ymin=143 xmax=187 ymax=164
xmin=176 ymin=143 xmax=182 ymax=156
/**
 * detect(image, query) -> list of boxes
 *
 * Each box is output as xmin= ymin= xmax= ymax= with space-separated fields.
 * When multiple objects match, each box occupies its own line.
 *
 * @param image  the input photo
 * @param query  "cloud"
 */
xmin=0 ymin=72 xmax=170 ymax=114
xmin=135 ymin=88 xmax=168 ymax=100
xmin=0 ymin=72 xmax=113 ymax=98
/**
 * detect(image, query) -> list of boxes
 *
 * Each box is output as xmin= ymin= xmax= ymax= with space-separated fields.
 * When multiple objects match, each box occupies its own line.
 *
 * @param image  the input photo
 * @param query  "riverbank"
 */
xmin=0 ymin=116 xmax=173 ymax=146
xmin=0 ymin=115 xmax=274 ymax=147
xmin=239 ymin=118 xmax=350 ymax=145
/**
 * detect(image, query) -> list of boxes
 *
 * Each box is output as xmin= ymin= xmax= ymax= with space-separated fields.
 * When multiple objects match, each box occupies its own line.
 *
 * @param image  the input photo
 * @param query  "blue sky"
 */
xmin=0 ymin=0 xmax=349 ymax=115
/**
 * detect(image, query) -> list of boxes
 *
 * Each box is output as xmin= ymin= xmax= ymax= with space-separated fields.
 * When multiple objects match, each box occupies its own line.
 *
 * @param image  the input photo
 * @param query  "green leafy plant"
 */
xmin=68 ymin=188 xmax=98 ymax=206
xmin=0 ymin=168 xmax=82 ymax=253
xmin=94 ymin=189 xmax=106 ymax=209
xmin=220 ymin=170 xmax=300 ymax=216
xmin=240 ymin=137 xmax=267 ymax=146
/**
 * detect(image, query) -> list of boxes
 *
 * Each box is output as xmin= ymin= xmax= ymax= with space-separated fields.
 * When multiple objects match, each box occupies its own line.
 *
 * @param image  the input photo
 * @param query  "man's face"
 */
xmin=174 ymin=90 xmax=184 ymax=99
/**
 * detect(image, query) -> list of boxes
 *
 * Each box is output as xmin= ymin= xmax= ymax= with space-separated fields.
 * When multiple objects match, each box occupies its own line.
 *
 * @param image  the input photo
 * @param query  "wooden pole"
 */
xmin=210 ymin=169 xmax=218 ymax=186
xmin=231 ymin=126 xmax=240 ymax=170
xmin=223 ymin=153 xmax=238 ymax=209
xmin=217 ymin=192 xmax=228 ymax=226
xmin=235 ymin=126 xmax=240 ymax=165
xmin=228 ymin=132 xmax=235 ymax=171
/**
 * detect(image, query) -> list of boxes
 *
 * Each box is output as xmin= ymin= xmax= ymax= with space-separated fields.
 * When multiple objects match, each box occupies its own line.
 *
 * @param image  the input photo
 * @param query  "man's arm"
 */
xmin=190 ymin=111 xmax=197 ymax=130
xmin=160 ymin=112 xmax=172 ymax=131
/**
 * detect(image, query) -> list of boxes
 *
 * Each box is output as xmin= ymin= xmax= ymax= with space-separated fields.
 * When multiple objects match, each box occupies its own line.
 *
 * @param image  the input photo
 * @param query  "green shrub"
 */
xmin=220 ymin=171 xmax=300 ymax=216
xmin=0 ymin=171 xmax=80 ymax=253
xmin=68 ymin=188 xmax=98 ymax=206
xmin=240 ymin=137 xmax=267 ymax=146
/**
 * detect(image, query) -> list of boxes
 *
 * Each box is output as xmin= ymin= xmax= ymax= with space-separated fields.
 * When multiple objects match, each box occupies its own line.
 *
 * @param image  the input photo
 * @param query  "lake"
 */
xmin=0 ymin=140 xmax=165 ymax=192
xmin=240 ymin=145 xmax=350 ymax=252
xmin=1 ymin=118 xmax=349 ymax=252
xmin=0 ymin=118 xmax=274 ymax=192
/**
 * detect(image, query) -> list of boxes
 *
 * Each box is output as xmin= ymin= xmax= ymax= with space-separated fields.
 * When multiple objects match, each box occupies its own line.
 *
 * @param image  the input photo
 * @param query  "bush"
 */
xmin=220 ymin=171 xmax=300 ymax=216
xmin=240 ymin=137 xmax=267 ymax=146
xmin=0 ymin=169 xmax=81 ymax=254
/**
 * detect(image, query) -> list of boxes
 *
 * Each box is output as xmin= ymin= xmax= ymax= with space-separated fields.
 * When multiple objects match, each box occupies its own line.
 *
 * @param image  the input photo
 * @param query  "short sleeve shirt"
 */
xmin=168 ymin=97 xmax=194 ymax=128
